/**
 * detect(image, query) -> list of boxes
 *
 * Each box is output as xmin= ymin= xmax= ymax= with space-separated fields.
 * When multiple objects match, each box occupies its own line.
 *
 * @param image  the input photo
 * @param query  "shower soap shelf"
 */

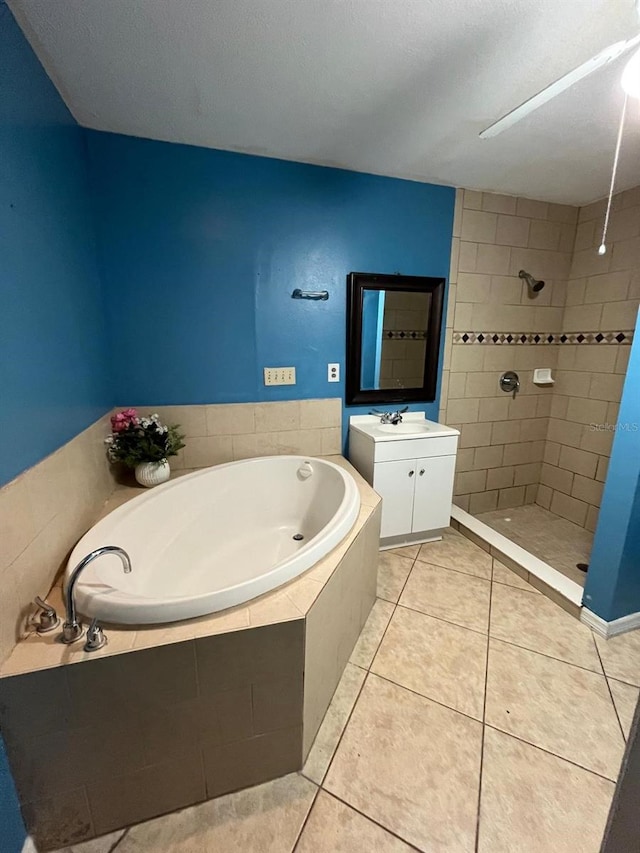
xmin=533 ymin=368 xmax=554 ymax=385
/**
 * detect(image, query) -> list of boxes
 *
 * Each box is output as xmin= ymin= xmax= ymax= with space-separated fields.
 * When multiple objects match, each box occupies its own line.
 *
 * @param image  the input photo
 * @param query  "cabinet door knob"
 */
xmin=419 ymin=469 xmax=425 ymax=476
xmin=408 ymin=470 xmax=414 ymax=477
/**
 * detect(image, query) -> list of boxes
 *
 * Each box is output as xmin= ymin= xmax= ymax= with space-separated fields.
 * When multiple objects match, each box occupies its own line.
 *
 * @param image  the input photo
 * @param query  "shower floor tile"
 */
xmin=52 ymin=534 xmax=632 ymax=853
xmin=476 ymin=504 xmax=593 ymax=586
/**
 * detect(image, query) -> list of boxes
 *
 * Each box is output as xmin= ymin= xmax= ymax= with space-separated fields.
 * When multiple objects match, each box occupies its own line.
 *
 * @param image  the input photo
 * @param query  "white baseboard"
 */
xmin=581 ymin=608 xmax=640 ymax=638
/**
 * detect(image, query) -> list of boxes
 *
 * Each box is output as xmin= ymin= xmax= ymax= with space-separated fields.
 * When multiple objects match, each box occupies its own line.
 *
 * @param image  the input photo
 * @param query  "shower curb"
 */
xmin=450 ymin=504 xmax=583 ymax=619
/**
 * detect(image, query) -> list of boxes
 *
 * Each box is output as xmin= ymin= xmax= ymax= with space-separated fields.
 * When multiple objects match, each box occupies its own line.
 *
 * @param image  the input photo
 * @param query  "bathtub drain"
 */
xmin=293 ymin=533 xmax=304 ymax=541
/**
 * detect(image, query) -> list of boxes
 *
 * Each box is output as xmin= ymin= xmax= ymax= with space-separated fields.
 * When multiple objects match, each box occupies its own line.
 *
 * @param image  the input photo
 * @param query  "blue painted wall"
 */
xmin=0 ymin=4 xmax=112 ymax=487
xmin=585 ymin=309 xmax=640 ymax=621
xmin=85 ymin=131 xmax=454 ymax=427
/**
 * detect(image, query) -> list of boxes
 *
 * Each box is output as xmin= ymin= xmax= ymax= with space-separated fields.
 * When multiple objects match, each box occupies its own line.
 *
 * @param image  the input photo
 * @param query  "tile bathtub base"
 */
xmin=0 ymin=505 xmax=380 ymax=850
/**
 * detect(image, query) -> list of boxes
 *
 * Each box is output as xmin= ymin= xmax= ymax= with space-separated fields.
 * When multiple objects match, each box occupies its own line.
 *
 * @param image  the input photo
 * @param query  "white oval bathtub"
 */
xmin=66 ymin=456 xmax=360 ymax=625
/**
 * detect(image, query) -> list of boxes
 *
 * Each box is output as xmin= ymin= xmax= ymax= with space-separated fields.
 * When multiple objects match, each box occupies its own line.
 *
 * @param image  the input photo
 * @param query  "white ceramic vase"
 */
xmin=134 ymin=459 xmax=171 ymax=488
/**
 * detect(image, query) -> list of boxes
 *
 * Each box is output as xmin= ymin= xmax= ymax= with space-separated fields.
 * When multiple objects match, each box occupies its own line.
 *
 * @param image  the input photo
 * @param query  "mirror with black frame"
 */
xmin=346 ymin=271 xmax=445 ymax=405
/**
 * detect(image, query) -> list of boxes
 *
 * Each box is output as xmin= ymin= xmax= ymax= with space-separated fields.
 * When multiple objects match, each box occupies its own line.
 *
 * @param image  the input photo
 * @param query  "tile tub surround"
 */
xmin=0 ymin=459 xmax=381 ymax=850
xmin=47 ymin=526 xmax=633 ymax=853
xmin=128 ymin=398 xmax=343 ymax=469
xmin=0 ymin=413 xmax=118 ymax=668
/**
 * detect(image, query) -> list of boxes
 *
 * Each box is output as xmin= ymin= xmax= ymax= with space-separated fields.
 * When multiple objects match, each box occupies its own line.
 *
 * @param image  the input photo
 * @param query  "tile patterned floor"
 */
xmin=54 ymin=528 xmax=640 ymax=853
xmin=476 ymin=504 xmax=593 ymax=585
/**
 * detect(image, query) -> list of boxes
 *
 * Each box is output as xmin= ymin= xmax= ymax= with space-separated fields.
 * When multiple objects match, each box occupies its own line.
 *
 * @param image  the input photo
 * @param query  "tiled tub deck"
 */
xmin=0 ymin=457 xmax=381 ymax=850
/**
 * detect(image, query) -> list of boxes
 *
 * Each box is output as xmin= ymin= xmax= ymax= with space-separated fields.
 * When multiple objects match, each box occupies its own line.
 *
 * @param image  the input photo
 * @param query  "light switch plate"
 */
xmin=264 ymin=367 xmax=296 ymax=386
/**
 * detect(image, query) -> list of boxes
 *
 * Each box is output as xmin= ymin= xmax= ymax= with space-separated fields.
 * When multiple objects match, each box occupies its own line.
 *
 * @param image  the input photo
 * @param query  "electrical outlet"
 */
xmin=328 ymin=363 xmax=340 ymax=382
xmin=263 ymin=367 xmax=296 ymax=386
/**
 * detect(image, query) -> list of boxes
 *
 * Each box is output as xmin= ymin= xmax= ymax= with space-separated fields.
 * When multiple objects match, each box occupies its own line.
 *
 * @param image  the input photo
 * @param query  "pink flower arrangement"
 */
xmin=105 ymin=409 xmax=185 ymax=468
xmin=110 ymin=408 xmax=139 ymax=433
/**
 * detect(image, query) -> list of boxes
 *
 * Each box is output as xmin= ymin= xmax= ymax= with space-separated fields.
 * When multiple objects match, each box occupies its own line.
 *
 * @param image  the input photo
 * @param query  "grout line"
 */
xmin=413 ymin=555 xmax=492 ymax=583
xmin=314 ymin=666 xmax=369 ymax=789
xmin=593 ymin=635 xmax=627 ymax=743
xmin=321 ymin=551 xmax=419 ymax=786
xmin=290 ymin=785 xmax=320 ymax=853
xmin=109 ymin=827 xmax=129 ymax=852
xmin=483 ymin=723 xmax=620 ymax=784
xmin=366 ymin=670 xmax=484 ymax=726
xmin=321 ymin=670 xmax=373 ymax=789
xmin=492 ymin=578 xmax=539 ymax=596
xmin=474 ymin=562 xmax=494 ymax=853
xmin=395 ymin=601 xmax=489 ymax=638
xmin=319 ymin=790 xmax=424 ymax=852
xmin=488 ymin=634 xmax=605 ymax=677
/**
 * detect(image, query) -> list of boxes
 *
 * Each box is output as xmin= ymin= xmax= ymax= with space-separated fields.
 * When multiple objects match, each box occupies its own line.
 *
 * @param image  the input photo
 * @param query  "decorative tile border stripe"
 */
xmin=385 ymin=330 xmax=427 ymax=340
xmin=452 ymin=330 xmax=635 ymax=345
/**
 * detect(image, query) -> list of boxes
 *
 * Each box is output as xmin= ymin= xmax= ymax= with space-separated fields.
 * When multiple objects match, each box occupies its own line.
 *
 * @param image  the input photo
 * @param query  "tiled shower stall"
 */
xmin=440 ymin=186 xmax=639 ymax=539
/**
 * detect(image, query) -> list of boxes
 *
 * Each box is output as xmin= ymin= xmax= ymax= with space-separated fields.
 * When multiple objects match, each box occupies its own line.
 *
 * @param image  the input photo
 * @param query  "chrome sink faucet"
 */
xmin=62 ymin=545 xmax=132 ymax=647
xmin=370 ymin=406 xmax=409 ymax=425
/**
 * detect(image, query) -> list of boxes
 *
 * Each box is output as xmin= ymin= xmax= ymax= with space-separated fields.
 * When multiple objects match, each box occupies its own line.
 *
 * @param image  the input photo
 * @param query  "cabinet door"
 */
xmin=412 ymin=455 xmax=456 ymax=533
xmin=373 ymin=459 xmax=417 ymax=539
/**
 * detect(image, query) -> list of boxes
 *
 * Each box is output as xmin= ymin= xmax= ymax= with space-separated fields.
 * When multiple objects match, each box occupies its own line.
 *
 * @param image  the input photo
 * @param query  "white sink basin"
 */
xmin=377 ymin=423 xmax=431 ymax=434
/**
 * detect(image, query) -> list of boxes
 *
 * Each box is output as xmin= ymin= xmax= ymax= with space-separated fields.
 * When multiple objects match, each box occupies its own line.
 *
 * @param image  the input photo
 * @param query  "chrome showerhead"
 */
xmin=519 ymin=269 xmax=545 ymax=297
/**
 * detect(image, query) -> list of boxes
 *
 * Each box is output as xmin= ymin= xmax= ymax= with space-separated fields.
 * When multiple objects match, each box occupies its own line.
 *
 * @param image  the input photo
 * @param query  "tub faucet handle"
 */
xmin=33 ymin=596 xmax=60 ymax=634
xmin=84 ymin=618 xmax=107 ymax=653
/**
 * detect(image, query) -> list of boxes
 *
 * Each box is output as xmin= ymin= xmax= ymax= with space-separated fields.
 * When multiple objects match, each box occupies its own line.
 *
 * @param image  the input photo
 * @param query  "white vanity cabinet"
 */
xmin=348 ymin=414 xmax=459 ymax=548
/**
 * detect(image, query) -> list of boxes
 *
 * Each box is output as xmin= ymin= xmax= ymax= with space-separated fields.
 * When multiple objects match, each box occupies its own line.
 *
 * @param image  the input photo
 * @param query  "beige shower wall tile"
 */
xmin=496 ymin=215 xmax=529 ymax=247
xmin=475 ymin=244 xmax=511 ymax=275
xmin=562 ymin=303 xmax=604 ymax=331
xmin=206 ymin=403 xmax=256 ymax=435
xmin=509 ymin=247 xmax=571 ymax=280
xmin=458 ymin=240 xmax=478 ymax=272
xmin=481 ymin=192 xmax=517 ymax=215
xmin=461 ymin=208 xmax=498 ymax=243
xmin=550 ymin=492 xmax=588 ymax=527
xmin=528 ymin=219 xmax=562 ymax=251
xmin=457 ymin=272 xmax=491 ymax=303
xmin=447 ymin=397 xmax=480 ymax=424
xmin=601 ymin=299 xmax=640 ymax=330
xmin=516 ymin=198 xmax=549 ymax=219
xmin=584 ymin=271 xmax=631 ymax=303
xmin=463 ymin=189 xmax=483 ymax=210
xmin=610 ymin=235 xmax=640 ymax=273
xmin=579 ymin=197 xmax=607 ymax=223
xmin=589 ymin=373 xmax=625 ymax=402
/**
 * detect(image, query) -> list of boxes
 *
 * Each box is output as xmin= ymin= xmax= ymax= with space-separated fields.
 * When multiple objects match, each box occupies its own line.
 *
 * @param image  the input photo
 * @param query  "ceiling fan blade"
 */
xmin=480 ymin=34 xmax=640 ymax=139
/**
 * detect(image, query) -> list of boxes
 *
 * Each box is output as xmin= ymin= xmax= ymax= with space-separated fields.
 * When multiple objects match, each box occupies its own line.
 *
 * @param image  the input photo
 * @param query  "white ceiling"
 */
xmin=9 ymin=0 xmax=640 ymax=205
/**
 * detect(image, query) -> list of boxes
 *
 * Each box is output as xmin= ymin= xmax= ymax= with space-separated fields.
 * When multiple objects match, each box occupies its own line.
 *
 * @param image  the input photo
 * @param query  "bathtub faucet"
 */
xmin=370 ymin=406 xmax=408 ymax=425
xmin=62 ymin=545 xmax=132 ymax=645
